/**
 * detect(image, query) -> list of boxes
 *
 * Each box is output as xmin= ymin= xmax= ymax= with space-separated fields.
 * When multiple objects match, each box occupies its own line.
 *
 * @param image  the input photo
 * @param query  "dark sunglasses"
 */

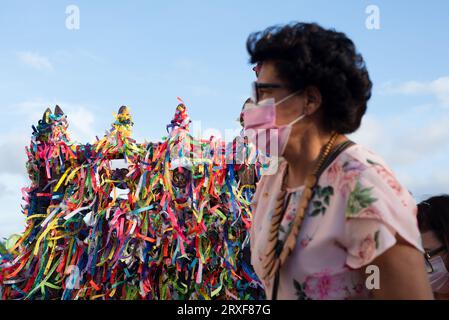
xmin=251 ymin=81 xmax=291 ymax=104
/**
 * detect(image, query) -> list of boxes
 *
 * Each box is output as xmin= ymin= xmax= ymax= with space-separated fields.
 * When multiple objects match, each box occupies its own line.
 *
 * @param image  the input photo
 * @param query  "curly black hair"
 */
xmin=247 ymin=22 xmax=372 ymax=134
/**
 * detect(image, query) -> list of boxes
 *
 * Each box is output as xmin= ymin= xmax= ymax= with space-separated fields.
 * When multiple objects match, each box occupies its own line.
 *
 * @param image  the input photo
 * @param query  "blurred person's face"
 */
xmin=422 ymin=230 xmax=449 ymax=299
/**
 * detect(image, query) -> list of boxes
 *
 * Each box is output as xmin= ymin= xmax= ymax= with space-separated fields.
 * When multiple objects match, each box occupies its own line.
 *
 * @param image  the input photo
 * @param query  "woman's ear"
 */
xmin=303 ymin=86 xmax=322 ymax=116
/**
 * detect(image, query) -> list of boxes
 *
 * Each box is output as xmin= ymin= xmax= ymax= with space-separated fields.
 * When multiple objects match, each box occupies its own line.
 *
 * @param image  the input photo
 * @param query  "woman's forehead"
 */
xmin=256 ymin=62 xmax=281 ymax=82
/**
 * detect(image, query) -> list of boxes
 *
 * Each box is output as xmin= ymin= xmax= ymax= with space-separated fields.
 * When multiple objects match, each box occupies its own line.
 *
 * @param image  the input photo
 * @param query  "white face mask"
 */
xmin=428 ymin=255 xmax=449 ymax=294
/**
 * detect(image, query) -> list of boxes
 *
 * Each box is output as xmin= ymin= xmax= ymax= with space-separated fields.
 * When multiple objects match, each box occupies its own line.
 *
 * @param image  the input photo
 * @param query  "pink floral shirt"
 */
xmin=250 ymin=144 xmax=423 ymax=300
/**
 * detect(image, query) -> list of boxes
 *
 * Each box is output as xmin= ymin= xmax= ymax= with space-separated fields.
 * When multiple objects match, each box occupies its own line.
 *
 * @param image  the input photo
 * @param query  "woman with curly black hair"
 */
xmin=244 ymin=22 xmax=433 ymax=300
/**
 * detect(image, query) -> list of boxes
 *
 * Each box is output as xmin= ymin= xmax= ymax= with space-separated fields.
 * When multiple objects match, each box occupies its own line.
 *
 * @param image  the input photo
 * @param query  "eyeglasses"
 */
xmin=424 ymin=246 xmax=447 ymax=273
xmin=251 ymin=81 xmax=291 ymax=104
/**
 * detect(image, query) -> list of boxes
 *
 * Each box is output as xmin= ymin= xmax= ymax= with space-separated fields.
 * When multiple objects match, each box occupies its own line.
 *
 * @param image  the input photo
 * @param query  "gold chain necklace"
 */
xmin=261 ymin=132 xmax=339 ymax=281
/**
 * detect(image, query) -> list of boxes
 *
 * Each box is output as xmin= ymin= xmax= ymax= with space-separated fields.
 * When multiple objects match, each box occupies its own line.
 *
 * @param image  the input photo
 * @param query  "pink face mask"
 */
xmin=242 ymin=92 xmax=304 ymax=156
xmin=428 ymin=255 xmax=449 ymax=294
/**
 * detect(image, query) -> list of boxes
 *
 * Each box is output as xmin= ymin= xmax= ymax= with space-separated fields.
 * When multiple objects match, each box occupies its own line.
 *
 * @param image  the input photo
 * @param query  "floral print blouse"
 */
xmin=250 ymin=144 xmax=423 ymax=300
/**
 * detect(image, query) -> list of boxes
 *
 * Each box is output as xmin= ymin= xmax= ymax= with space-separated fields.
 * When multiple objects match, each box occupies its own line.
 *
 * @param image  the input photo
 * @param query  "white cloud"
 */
xmin=12 ymin=98 xmax=97 ymax=143
xmin=349 ymin=108 xmax=449 ymax=200
xmin=0 ymin=99 xmax=99 ymax=237
xmin=379 ymin=76 xmax=449 ymax=108
xmin=0 ymin=132 xmax=28 ymax=177
xmin=0 ymin=182 xmax=7 ymax=195
xmin=0 ymin=173 xmax=28 ymax=238
xmin=17 ymin=51 xmax=53 ymax=71
xmin=61 ymin=105 xmax=97 ymax=143
xmin=399 ymin=171 xmax=449 ymax=202
xmin=349 ymin=115 xmax=389 ymax=156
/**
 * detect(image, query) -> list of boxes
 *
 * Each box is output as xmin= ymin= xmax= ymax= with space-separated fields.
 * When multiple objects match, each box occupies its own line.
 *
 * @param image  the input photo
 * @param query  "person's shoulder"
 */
xmin=344 ymin=143 xmax=414 ymax=202
xmin=324 ymin=142 xmax=408 ymax=194
xmin=323 ymin=143 xmax=374 ymax=182
xmin=344 ymin=144 xmax=398 ymax=178
xmin=342 ymin=143 xmax=388 ymax=169
xmin=333 ymin=143 xmax=397 ymax=178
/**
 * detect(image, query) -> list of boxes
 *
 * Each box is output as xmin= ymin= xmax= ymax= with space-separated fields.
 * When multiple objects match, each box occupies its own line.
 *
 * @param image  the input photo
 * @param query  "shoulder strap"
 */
xmin=271 ymin=139 xmax=355 ymax=300
xmin=316 ymin=140 xmax=355 ymax=179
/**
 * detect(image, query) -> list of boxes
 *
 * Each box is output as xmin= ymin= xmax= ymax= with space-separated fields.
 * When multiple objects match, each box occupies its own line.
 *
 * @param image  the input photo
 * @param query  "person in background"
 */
xmin=418 ymin=195 xmax=449 ymax=300
xmin=243 ymin=22 xmax=433 ymax=300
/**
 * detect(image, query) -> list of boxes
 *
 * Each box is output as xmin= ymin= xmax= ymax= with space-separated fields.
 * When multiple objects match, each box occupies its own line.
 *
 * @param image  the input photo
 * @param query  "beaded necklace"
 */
xmin=261 ymin=132 xmax=340 ymax=282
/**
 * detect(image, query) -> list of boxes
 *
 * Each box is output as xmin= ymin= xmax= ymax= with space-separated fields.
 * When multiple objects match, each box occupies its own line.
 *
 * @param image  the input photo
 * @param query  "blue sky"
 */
xmin=1 ymin=0 xmax=448 ymax=237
